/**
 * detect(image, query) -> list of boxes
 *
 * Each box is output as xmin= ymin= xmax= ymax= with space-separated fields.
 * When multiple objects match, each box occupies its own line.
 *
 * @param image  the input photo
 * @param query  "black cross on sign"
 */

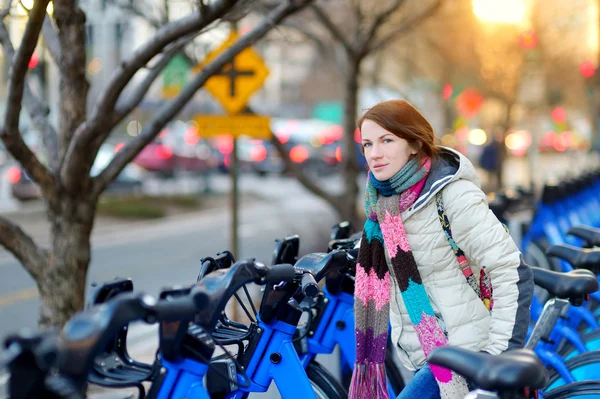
xmin=216 ymin=61 xmax=255 ymax=97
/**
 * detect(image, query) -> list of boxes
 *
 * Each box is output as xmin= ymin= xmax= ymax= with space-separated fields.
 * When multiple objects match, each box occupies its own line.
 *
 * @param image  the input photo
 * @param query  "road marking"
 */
xmin=0 ymin=287 xmax=38 ymax=308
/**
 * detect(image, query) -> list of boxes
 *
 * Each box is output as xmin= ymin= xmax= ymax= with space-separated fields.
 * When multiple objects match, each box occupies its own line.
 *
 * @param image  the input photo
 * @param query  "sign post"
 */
xmin=195 ymin=30 xmax=271 ymax=261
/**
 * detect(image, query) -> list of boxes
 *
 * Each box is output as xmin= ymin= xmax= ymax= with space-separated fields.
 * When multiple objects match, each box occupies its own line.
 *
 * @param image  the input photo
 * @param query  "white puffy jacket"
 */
xmin=388 ymin=147 xmax=533 ymax=371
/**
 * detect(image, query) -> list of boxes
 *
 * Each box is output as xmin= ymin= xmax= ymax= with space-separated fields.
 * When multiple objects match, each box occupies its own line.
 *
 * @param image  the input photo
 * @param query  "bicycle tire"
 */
xmin=543 ymin=380 xmax=600 ymax=398
xmin=559 ymin=329 xmax=600 ymax=358
xmin=547 ymin=351 xmax=600 ymax=387
xmin=307 ymin=360 xmax=347 ymax=399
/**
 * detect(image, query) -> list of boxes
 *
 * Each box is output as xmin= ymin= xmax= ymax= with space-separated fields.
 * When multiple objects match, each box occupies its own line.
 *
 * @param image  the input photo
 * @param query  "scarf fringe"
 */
xmin=349 ymin=362 xmax=389 ymax=399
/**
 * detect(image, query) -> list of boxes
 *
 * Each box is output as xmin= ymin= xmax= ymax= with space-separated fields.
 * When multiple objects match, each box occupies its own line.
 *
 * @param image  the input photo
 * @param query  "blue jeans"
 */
xmin=396 ymin=365 xmax=441 ymax=399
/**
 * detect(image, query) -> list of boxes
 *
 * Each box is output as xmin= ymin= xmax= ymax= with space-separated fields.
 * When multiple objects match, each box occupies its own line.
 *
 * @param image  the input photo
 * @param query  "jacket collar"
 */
xmin=406 ymin=147 xmax=481 ymax=215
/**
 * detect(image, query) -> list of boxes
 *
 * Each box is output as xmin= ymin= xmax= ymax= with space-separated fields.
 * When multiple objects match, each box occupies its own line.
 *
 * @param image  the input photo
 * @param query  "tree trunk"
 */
xmin=496 ymin=100 xmax=514 ymax=189
xmin=38 ymin=200 xmax=96 ymax=328
xmin=340 ymin=58 xmax=363 ymax=228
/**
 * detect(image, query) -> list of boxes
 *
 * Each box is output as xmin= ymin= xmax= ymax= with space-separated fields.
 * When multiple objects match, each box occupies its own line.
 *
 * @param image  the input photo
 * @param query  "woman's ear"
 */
xmin=410 ymin=141 xmax=422 ymax=155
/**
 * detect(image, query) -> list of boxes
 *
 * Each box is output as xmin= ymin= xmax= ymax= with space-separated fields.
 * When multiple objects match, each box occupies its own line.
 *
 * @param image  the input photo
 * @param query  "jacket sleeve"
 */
xmin=443 ymin=180 xmax=534 ymax=354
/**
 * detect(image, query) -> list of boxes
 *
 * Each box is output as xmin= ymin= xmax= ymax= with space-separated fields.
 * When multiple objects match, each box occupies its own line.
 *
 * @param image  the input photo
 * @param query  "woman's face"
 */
xmin=361 ymin=119 xmax=417 ymax=181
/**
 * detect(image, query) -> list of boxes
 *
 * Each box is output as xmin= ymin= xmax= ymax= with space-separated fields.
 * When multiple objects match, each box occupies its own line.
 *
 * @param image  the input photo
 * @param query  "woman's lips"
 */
xmin=373 ymin=164 xmax=387 ymax=170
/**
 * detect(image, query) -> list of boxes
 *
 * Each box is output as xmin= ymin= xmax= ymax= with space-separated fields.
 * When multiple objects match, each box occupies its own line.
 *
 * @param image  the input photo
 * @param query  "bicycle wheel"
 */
xmin=543 ymin=380 xmax=600 ymax=398
xmin=546 ymin=351 xmax=600 ymax=391
xmin=307 ymin=361 xmax=347 ymax=399
xmin=559 ymin=329 xmax=600 ymax=359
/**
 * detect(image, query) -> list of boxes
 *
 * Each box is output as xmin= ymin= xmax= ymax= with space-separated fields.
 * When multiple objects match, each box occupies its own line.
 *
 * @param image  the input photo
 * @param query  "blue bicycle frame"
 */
xmin=155 ymin=359 xmax=211 ymax=399
xmin=155 ymin=315 xmax=320 ymax=399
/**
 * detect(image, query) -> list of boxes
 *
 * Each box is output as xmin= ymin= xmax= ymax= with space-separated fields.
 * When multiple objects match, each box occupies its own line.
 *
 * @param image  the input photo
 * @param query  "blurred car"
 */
xmin=132 ymin=139 xmax=210 ymax=178
xmin=92 ymin=145 xmax=144 ymax=195
xmin=8 ymin=146 xmax=143 ymax=201
xmin=7 ymin=166 xmax=41 ymax=201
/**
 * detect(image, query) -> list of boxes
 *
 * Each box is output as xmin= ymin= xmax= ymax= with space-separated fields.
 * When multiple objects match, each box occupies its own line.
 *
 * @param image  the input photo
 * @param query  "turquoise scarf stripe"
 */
xmin=364 ymin=218 xmax=384 ymax=243
xmin=403 ymin=278 xmax=436 ymax=325
xmin=364 ymin=178 xmax=378 ymax=218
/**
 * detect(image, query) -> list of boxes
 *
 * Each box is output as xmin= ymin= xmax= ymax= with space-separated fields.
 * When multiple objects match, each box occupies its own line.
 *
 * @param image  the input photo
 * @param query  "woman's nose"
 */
xmin=369 ymin=144 xmax=382 ymax=159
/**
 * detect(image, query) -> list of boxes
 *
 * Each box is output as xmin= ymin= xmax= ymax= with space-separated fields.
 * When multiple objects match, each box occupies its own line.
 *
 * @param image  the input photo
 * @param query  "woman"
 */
xmin=349 ymin=100 xmax=533 ymax=399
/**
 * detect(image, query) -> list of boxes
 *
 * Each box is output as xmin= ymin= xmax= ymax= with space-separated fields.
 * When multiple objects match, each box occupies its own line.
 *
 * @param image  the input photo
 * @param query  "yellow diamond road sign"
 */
xmin=197 ymin=32 xmax=270 ymax=115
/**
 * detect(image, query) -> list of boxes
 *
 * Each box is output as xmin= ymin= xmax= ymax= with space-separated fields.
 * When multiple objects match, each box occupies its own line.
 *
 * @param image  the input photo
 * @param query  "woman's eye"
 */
xmin=383 ymin=139 xmax=392 ymax=143
xmin=363 ymin=143 xmax=371 ymax=148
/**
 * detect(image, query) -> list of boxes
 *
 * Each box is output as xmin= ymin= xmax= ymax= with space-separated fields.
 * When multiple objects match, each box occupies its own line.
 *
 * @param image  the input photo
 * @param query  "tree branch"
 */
xmin=311 ymin=3 xmax=355 ymax=57
xmin=92 ymin=0 xmax=314 ymax=197
xmin=0 ymin=16 xmax=59 ymax=171
xmin=113 ymin=0 xmax=162 ymax=29
xmin=41 ymin=13 xmax=61 ymax=63
xmin=358 ymin=0 xmax=405 ymax=56
xmin=282 ymin=20 xmax=331 ymax=56
xmin=269 ymin=124 xmax=340 ymax=207
xmin=112 ymin=34 xmax=197 ymax=127
xmin=0 ymin=0 xmax=56 ymax=194
xmin=61 ymin=0 xmax=239 ymax=191
xmin=0 ymin=216 xmax=47 ymax=281
xmin=86 ymin=0 xmax=237 ymax=132
xmin=368 ymin=0 xmax=442 ymax=54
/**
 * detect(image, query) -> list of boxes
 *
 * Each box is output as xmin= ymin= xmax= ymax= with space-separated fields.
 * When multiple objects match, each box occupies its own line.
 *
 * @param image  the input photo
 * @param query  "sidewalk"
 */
xmin=0 ymin=174 xmax=336 ymax=262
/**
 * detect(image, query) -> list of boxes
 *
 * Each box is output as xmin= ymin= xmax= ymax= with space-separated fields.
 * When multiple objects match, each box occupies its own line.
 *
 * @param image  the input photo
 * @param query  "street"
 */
xmin=0 ymin=175 xmax=343 ymax=338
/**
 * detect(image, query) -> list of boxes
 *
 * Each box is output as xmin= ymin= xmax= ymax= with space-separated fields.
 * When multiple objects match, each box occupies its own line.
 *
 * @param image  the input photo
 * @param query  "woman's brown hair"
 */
xmin=357 ymin=100 xmax=439 ymax=160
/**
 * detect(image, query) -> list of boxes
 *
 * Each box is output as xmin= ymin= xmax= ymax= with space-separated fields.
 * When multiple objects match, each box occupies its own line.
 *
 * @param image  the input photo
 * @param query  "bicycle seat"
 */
xmin=428 ymin=347 xmax=548 ymax=392
xmin=568 ymin=225 xmax=600 ymax=248
xmin=546 ymin=244 xmax=600 ymax=274
xmin=531 ymin=266 xmax=598 ymax=304
xmin=294 ymin=250 xmax=353 ymax=282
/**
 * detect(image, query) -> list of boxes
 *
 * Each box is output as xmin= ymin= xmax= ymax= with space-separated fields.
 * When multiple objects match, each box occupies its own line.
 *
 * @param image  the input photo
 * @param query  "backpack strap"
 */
xmin=435 ymin=191 xmax=494 ymax=310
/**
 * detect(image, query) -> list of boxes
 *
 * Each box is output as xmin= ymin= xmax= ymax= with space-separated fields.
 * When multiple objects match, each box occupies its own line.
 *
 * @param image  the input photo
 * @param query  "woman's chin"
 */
xmin=371 ymin=170 xmax=392 ymax=181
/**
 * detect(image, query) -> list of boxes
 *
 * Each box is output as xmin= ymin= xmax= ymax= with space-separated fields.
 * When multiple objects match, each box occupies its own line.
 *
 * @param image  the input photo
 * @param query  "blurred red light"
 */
xmin=335 ymin=147 xmax=342 ymax=162
xmin=289 ymin=146 xmax=309 ymax=163
xmin=28 ymin=53 xmax=39 ymax=69
xmin=114 ymin=143 xmax=125 ymax=153
xmin=518 ymin=30 xmax=537 ymax=49
xmin=551 ymin=107 xmax=567 ymax=124
xmin=154 ymin=144 xmax=173 ymax=160
xmin=580 ymin=61 xmax=595 ymax=78
xmin=217 ymin=135 xmax=234 ymax=155
xmin=354 ymin=128 xmax=361 ymax=143
xmin=275 ymin=130 xmax=290 ymax=144
xmin=442 ymin=84 xmax=453 ymax=100
xmin=184 ymin=126 xmax=200 ymax=146
xmin=158 ymin=129 xmax=168 ymax=139
xmin=250 ymin=145 xmax=268 ymax=162
xmin=7 ymin=167 xmax=21 ymax=184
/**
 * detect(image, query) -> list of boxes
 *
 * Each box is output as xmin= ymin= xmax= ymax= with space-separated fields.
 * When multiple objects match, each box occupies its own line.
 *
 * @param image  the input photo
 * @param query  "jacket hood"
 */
xmin=409 ymin=147 xmax=481 ymax=214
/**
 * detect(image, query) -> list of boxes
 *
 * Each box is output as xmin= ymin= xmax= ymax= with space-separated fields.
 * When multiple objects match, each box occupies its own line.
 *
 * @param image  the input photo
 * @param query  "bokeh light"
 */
xmin=468 ymin=129 xmax=487 ymax=145
xmin=472 ymin=0 xmax=525 ymax=24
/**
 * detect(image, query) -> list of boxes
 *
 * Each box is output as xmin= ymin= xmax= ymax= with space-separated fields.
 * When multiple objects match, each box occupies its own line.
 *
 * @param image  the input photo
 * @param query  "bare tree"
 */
xmin=0 ymin=0 xmax=312 ymax=328
xmin=267 ymin=0 xmax=443 ymax=227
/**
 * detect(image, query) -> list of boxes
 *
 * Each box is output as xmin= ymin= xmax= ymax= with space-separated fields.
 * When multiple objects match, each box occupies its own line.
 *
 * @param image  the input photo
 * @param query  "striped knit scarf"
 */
xmin=349 ymin=157 xmax=469 ymax=399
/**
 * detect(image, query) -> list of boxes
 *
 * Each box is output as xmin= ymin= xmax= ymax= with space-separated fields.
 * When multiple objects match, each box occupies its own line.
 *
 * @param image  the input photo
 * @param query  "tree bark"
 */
xmin=340 ymin=58 xmax=363 ymax=228
xmin=38 ymin=200 xmax=96 ymax=328
xmin=53 ymin=3 xmax=90 ymax=194
xmin=496 ymin=100 xmax=514 ymax=189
